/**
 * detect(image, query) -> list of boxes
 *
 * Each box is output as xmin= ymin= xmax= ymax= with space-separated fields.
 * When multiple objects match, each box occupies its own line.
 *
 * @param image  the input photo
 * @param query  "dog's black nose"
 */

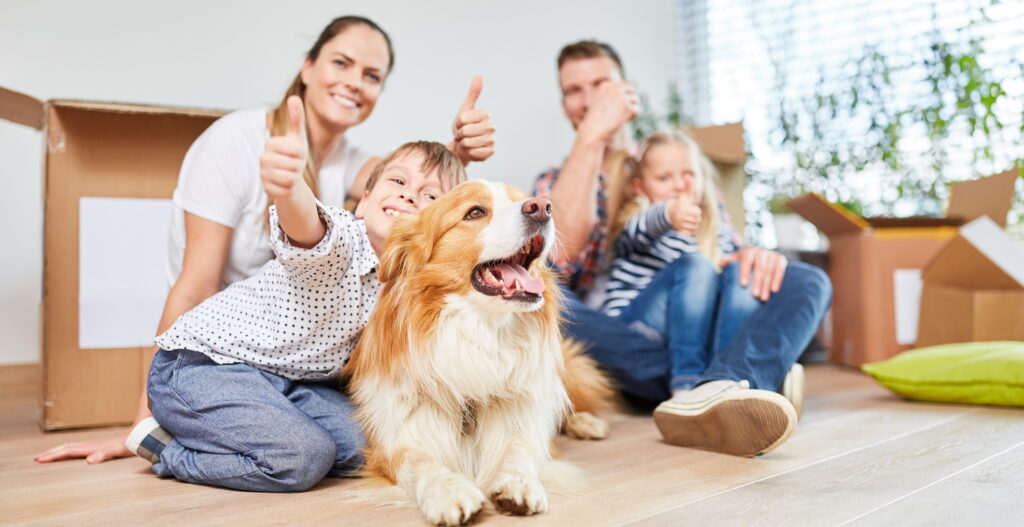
xmin=521 ymin=197 xmax=552 ymax=223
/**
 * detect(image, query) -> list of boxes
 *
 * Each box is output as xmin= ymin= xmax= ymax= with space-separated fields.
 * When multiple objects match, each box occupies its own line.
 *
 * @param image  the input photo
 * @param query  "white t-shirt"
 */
xmin=155 ymin=202 xmax=381 ymax=381
xmin=167 ymin=108 xmax=374 ymax=288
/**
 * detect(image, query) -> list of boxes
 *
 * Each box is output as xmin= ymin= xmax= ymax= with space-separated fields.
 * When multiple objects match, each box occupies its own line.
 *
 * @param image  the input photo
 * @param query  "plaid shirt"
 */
xmin=533 ymin=165 xmax=744 ymax=298
xmin=532 ymin=166 xmax=610 ymax=295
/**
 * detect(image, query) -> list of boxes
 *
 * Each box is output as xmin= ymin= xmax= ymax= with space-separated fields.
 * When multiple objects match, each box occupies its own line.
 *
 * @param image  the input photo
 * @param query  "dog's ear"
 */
xmin=505 ymin=184 xmax=528 ymax=202
xmin=378 ymin=212 xmax=443 ymax=284
xmin=379 ymin=216 xmax=423 ymax=283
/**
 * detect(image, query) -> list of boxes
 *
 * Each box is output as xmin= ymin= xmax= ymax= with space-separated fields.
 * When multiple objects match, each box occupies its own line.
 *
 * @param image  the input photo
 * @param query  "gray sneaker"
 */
xmin=778 ymin=363 xmax=805 ymax=420
xmin=124 ymin=416 xmax=172 ymax=464
xmin=654 ymin=380 xmax=798 ymax=457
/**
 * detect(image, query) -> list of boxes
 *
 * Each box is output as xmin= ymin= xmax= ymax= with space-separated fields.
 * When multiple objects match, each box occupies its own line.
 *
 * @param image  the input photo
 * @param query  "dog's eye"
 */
xmin=463 ymin=206 xmax=486 ymax=220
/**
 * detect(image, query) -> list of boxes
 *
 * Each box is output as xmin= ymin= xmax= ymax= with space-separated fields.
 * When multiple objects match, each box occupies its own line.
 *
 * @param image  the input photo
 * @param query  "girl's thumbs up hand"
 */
xmin=667 ymin=192 xmax=703 ymax=236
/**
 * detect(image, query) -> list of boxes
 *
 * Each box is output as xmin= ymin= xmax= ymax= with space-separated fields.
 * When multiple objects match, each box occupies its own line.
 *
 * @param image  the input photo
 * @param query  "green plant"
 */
xmin=767 ymin=193 xmax=794 ymax=215
xmin=631 ymin=82 xmax=692 ymax=142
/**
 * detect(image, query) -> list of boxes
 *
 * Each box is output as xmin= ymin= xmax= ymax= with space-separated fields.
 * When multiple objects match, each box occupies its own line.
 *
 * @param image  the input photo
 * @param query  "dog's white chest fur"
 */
xmin=424 ymin=296 xmax=566 ymax=406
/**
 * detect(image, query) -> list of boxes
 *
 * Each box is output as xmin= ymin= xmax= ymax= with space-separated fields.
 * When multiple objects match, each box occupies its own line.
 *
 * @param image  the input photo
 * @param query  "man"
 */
xmin=534 ymin=40 xmax=832 ymax=457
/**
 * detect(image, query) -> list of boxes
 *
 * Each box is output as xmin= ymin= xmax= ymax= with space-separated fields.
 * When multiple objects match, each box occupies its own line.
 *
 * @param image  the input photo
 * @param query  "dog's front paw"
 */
xmin=564 ymin=411 xmax=609 ymax=440
xmin=489 ymin=472 xmax=549 ymax=516
xmin=417 ymin=473 xmax=486 ymax=526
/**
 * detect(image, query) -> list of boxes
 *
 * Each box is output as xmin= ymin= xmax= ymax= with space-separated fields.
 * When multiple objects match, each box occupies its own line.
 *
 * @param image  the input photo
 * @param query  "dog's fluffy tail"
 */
xmin=561 ymin=339 xmax=617 ymax=415
xmin=560 ymin=339 xmax=618 ymax=439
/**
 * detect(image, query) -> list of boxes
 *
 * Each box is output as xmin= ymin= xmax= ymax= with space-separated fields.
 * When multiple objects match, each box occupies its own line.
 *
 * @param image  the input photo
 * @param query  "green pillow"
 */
xmin=862 ymin=341 xmax=1024 ymax=408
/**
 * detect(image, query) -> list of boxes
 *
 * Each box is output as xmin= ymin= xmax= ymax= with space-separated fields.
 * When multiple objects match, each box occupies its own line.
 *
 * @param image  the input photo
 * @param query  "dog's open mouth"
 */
xmin=472 ymin=233 xmax=546 ymax=301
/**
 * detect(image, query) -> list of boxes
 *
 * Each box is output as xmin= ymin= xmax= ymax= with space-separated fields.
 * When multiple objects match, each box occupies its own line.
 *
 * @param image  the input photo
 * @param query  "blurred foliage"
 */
xmin=744 ymin=0 xmax=1024 ymax=244
xmin=631 ymin=82 xmax=692 ymax=142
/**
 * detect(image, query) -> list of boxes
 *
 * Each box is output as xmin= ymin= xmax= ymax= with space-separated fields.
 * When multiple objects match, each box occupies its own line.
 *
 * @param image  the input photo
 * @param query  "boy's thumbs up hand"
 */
xmin=286 ymin=95 xmax=307 ymax=143
xmin=451 ymin=76 xmax=495 ymax=164
xmin=261 ymin=95 xmax=309 ymax=199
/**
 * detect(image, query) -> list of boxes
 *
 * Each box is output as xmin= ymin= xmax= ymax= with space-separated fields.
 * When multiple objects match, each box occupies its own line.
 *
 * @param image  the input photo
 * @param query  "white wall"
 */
xmin=0 ymin=0 xmax=677 ymax=364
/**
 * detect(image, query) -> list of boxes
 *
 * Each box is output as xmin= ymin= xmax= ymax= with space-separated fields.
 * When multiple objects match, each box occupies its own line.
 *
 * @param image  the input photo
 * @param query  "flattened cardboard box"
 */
xmin=0 ymin=86 xmax=224 ymax=430
xmin=917 ymin=216 xmax=1024 ymax=347
xmin=787 ymin=169 xmax=1018 ymax=367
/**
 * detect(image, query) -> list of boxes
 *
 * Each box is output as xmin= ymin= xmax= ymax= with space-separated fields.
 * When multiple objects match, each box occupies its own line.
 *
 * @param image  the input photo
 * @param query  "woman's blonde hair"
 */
xmin=608 ymin=130 xmax=722 ymax=263
xmin=266 ymin=16 xmax=394 ymax=224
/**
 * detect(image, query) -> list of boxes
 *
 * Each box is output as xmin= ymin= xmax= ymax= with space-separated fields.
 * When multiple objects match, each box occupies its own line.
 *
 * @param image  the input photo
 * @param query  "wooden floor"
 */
xmin=2 ymin=363 xmax=1023 ymax=526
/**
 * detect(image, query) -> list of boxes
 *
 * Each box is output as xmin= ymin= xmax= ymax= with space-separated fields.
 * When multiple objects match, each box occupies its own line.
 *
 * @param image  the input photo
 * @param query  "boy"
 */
xmin=125 ymin=98 xmax=467 ymax=491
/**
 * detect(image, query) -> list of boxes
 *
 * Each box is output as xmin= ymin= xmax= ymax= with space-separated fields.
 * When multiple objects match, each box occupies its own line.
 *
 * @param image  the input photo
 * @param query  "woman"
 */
xmin=35 ymin=15 xmax=495 ymax=464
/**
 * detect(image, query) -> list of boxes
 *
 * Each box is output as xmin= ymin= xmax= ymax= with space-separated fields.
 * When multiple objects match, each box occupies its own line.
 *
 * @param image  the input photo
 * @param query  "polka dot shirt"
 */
xmin=155 ymin=201 xmax=381 ymax=381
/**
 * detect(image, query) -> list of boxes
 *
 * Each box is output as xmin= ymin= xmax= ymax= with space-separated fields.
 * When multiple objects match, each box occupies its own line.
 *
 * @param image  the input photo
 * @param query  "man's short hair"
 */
xmin=557 ymin=40 xmax=625 ymax=77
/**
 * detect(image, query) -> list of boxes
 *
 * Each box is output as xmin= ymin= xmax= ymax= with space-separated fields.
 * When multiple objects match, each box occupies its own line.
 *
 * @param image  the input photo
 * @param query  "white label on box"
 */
xmin=893 ymin=269 xmax=923 ymax=345
xmin=79 ymin=197 xmax=172 ymax=349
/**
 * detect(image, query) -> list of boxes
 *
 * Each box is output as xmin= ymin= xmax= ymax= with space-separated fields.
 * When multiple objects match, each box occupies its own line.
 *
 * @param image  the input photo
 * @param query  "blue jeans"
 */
xmin=563 ymin=255 xmax=832 ymax=402
xmin=147 ymin=348 xmax=365 ymax=492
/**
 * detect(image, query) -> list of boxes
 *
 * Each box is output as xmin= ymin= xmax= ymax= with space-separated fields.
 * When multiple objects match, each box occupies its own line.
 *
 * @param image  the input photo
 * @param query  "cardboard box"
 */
xmin=917 ymin=216 xmax=1024 ymax=347
xmin=786 ymin=169 xmax=1018 ymax=367
xmin=0 ymin=86 xmax=223 ymax=430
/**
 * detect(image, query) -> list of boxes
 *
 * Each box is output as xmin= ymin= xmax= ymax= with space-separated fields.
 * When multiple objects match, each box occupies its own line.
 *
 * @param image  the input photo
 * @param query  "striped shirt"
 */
xmin=601 ymin=201 xmax=741 ymax=316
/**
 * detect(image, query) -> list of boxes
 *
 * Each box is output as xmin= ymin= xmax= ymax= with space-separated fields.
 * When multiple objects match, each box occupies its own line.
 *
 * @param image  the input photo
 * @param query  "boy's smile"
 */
xmin=355 ymin=151 xmax=444 ymax=254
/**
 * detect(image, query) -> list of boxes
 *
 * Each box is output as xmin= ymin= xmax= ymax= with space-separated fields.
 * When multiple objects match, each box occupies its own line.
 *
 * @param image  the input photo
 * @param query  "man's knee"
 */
xmin=785 ymin=262 xmax=832 ymax=308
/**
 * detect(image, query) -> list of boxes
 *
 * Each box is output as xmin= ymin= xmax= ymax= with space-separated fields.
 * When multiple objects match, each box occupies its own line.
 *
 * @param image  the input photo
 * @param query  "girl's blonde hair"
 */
xmin=265 ymin=16 xmax=395 ymax=224
xmin=609 ymin=130 xmax=722 ymax=263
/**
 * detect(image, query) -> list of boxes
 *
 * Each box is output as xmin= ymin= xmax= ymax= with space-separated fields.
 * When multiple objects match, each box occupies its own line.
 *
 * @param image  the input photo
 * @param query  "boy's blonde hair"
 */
xmin=364 ymin=141 xmax=467 ymax=194
xmin=610 ymin=130 xmax=722 ymax=263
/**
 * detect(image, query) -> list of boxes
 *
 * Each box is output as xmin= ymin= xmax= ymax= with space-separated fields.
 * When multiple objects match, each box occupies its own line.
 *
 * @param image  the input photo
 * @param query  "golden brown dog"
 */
xmin=345 ymin=181 xmax=613 ymax=525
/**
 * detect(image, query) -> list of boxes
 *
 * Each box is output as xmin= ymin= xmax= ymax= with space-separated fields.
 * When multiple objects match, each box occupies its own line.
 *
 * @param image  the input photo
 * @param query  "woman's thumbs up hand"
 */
xmin=450 ymin=76 xmax=496 ymax=164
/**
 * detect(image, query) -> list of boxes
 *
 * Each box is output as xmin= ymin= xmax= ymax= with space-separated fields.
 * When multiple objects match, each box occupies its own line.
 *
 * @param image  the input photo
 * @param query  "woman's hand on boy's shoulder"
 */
xmin=34 ymin=435 xmax=132 ymax=464
xmin=451 ymin=76 xmax=495 ymax=165
xmin=719 ymin=247 xmax=787 ymax=302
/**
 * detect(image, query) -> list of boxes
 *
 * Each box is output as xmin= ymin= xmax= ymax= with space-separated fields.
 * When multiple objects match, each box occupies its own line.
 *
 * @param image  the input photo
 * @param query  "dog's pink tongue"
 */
xmin=495 ymin=263 xmax=545 ymax=294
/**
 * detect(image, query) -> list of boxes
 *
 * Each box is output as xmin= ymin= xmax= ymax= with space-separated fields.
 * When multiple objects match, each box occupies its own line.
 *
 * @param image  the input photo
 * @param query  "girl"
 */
xmin=602 ymin=131 xmax=748 ymax=393
xmin=36 ymin=15 xmax=495 ymax=464
xmin=602 ymin=131 xmax=738 ymax=317
xmin=600 ymin=130 xmax=816 ymax=456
